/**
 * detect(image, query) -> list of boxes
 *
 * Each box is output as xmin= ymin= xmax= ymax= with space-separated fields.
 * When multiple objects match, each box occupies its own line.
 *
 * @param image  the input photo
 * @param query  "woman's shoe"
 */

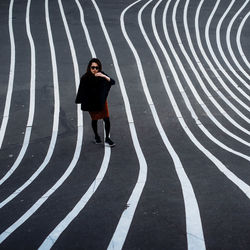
xmin=105 ymin=137 xmax=115 ymax=147
xmin=95 ymin=136 xmax=102 ymax=144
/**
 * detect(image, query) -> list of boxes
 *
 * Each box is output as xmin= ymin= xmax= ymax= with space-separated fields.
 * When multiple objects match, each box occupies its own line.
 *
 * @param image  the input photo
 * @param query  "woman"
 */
xmin=75 ymin=58 xmax=115 ymax=147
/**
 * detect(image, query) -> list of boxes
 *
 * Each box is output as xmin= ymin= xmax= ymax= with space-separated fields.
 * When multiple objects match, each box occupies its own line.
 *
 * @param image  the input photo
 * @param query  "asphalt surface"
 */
xmin=0 ymin=0 xmax=250 ymax=249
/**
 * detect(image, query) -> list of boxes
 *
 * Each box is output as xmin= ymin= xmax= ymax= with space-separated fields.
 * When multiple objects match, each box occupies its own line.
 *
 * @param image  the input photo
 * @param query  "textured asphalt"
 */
xmin=0 ymin=0 xmax=250 ymax=249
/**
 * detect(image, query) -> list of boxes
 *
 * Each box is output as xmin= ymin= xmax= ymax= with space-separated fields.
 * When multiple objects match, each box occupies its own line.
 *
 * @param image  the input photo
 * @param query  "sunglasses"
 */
xmin=91 ymin=66 xmax=99 ymax=70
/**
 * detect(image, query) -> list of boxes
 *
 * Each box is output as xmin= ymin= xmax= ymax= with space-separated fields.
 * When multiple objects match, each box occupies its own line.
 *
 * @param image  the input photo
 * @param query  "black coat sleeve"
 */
xmin=102 ymin=71 xmax=115 ymax=86
xmin=75 ymin=76 xmax=86 ymax=104
xmin=103 ymin=74 xmax=115 ymax=100
xmin=109 ymin=77 xmax=115 ymax=86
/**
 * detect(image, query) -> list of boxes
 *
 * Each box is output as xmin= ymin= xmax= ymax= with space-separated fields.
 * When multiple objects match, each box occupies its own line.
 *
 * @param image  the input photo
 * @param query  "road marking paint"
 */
xmin=168 ymin=0 xmax=250 ymax=153
xmin=0 ymin=0 xmax=84 ymax=243
xmin=0 ymin=0 xmax=15 ymax=149
xmin=236 ymin=12 xmax=250 ymax=69
xmin=83 ymin=1 xmax=148 ymax=249
xmin=182 ymin=0 xmax=250 ymax=140
xmin=0 ymin=0 xmax=61 ymax=207
xmin=217 ymin=0 xmax=250 ymax=92
xmin=119 ymin=1 xmax=205 ymax=249
xmin=38 ymin=128 xmax=110 ymax=249
xmin=161 ymin=0 xmax=250 ymax=198
xmin=204 ymin=0 xmax=250 ymax=114
xmin=0 ymin=0 xmax=36 ymax=185
xmin=225 ymin=1 xmax=250 ymax=89
xmin=38 ymin=0 xmax=111 ymax=248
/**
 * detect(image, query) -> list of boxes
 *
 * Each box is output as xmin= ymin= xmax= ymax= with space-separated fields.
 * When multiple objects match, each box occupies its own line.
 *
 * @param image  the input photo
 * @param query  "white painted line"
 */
xmin=236 ymin=12 xmax=250 ymax=72
xmin=108 ymin=122 xmax=147 ymax=250
xmin=38 ymin=128 xmax=110 ymax=250
xmin=0 ymin=126 xmax=31 ymax=185
xmin=204 ymin=0 xmax=250 ymax=113
xmin=183 ymin=0 xmax=250 ymax=140
xmin=169 ymin=0 xmax=250 ymax=153
xmin=75 ymin=0 xmax=96 ymax=59
xmin=0 ymin=128 xmax=83 ymax=244
xmin=0 ymin=0 xmax=85 ymax=243
xmin=0 ymin=131 xmax=58 ymax=208
xmin=0 ymin=0 xmax=62 ymax=207
xmin=161 ymin=0 xmax=250 ymax=198
xmin=78 ymin=1 xmax=148 ymax=249
xmin=0 ymin=0 xmax=36 ymax=185
xmin=92 ymin=1 xmax=135 ymax=124
xmin=25 ymin=0 xmax=36 ymax=128
xmin=196 ymin=0 xmax=250 ymax=125
xmin=38 ymin=0 xmax=111 ymax=248
xmin=225 ymin=1 xmax=250 ymax=87
xmin=0 ymin=0 xmax=15 ymax=149
xmin=118 ymin=1 xmax=206 ymax=249
xmin=217 ymin=0 xmax=250 ymax=92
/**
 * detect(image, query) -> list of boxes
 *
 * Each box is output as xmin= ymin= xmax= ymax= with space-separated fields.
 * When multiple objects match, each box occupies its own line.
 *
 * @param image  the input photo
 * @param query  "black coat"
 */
xmin=75 ymin=72 xmax=115 ymax=111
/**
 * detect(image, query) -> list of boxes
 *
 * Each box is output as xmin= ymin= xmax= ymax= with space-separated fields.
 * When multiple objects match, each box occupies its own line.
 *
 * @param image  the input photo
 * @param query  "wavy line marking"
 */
xmin=204 ymin=0 xmax=250 ymax=113
xmin=0 ymin=0 xmax=36 ymax=185
xmin=0 ymin=0 xmax=84 ymax=243
xmin=185 ymin=0 xmax=250 ymax=138
xmin=236 ymin=11 xmax=250 ymax=69
xmin=109 ymin=1 xmax=205 ymax=250
xmin=216 ymin=0 xmax=250 ymax=92
xmin=0 ymin=0 xmax=61 ymax=208
xmin=170 ymin=0 xmax=250 ymax=153
xmin=161 ymin=0 xmax=250 ymax=198
xmin=38 ymin=0 xmax=112 ymax=247
xmin=82 ymin=1 xmax=148 ymax=249
xmin=0 ymin=0 xmax=16 ymax=150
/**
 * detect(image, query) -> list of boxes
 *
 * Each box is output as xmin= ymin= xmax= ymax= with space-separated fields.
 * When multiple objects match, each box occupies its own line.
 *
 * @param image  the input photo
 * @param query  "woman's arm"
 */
xmin=95 ymin=72 xmax=115 ymax=85
xmin=75 ymin=75 xmax=87 ymax=103
xmin=95 ymin=72 xmax=110 ymax=81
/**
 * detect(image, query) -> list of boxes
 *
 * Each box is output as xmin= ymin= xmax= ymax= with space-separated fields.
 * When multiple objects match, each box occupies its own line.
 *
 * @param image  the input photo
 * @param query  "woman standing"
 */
xmin=75 ymin=58 xmax=115 ymax=147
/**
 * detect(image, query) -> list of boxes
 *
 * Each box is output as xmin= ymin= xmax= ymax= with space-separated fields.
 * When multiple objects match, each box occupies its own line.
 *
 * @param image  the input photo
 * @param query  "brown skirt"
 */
xmin=89 ymin=101 xmax=109 ymax=120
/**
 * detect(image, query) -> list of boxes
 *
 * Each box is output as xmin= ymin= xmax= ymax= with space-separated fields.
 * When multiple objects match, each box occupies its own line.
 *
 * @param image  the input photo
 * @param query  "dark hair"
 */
xmin=86 ymin=58 xmax=102 ymax=74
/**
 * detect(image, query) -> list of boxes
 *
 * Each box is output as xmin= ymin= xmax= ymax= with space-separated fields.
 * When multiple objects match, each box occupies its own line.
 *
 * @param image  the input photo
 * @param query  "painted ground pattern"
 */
xmin=0 ymin=0 xmax=249 ymax=249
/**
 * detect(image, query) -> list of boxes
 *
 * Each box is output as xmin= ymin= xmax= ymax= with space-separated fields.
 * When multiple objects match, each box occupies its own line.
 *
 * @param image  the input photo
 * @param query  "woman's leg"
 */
xmin=103 ymin=117 xmax=110 ymax=138
xmin=91 ymin=120 xmax=101 ymax=143
xmin=103 ymin=117 xmax=115 ymax=147
xmin=91 ymin=119 xmax=98 ymax=136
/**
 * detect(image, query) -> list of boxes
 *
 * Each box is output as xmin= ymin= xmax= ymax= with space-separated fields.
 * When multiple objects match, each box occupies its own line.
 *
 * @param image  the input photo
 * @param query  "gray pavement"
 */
xmin=0 ymin=0 xmax=250 ymax=249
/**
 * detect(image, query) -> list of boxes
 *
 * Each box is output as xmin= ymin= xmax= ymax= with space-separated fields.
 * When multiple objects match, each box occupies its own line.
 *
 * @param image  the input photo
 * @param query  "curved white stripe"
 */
xmin=26 ymin=0 xmax=36 ymax=127
xmin=146 ymin=0 xmax=250 ymax=201
xmin=0 ymin=0 xmax=16 ymax=149
xmin=204 ymin=0 xmax=250 ymax=113
xmin=0 ymin=129 xmax=83 ymax=244
xmin=109 ymin=1 xmax=205 ymax=249
xmin=0 ymin=132 xmax=58 ymax=208
xmin=236 ymin=12 xmax=250 ymax=69
xmin=0 ymin=127 xmax=31 ymax=186
xmin=39 ymin=131 xmax=110 ymax=249
xmin=81 ymin=1 xmax=148 ymax=249
xmin=0 ymin=0 xmax=61 ymax=207
xmin=216 ymin=0 xmax=250 ymax=92
xmin=38 ymin=0 xmax=111 ymax=247
xmin=188 ymin=0 xmax=250 ymax=138
xmin=75 ymin=0 xmax=96 ymax=59
xmin=225 ymin=1 xmax=250 ymax=85
xmin=0 ymin=0 xmax=84 ymax=243
xmin=0 ymin=0 xmax=36 ymax=185
xmin=170 ymin=0 xmax=250 ymax=153
xmin=195 ymin=0 xmax=250 ymax=124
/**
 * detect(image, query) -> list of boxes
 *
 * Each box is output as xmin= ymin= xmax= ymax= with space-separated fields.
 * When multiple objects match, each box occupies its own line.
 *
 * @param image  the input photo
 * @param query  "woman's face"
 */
xmin=90 ymin=62 xmax=99 ymax=75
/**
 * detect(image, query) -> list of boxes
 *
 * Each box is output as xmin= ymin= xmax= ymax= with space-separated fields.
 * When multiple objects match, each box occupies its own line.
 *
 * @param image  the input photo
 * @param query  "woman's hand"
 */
xmin=95 ymin=72 xmax=110 ymax=81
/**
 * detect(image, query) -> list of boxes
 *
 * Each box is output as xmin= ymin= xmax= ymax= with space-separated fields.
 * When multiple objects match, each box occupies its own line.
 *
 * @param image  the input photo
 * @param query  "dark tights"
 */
xmin=91 ymin=117 xmax=110 ymax=139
